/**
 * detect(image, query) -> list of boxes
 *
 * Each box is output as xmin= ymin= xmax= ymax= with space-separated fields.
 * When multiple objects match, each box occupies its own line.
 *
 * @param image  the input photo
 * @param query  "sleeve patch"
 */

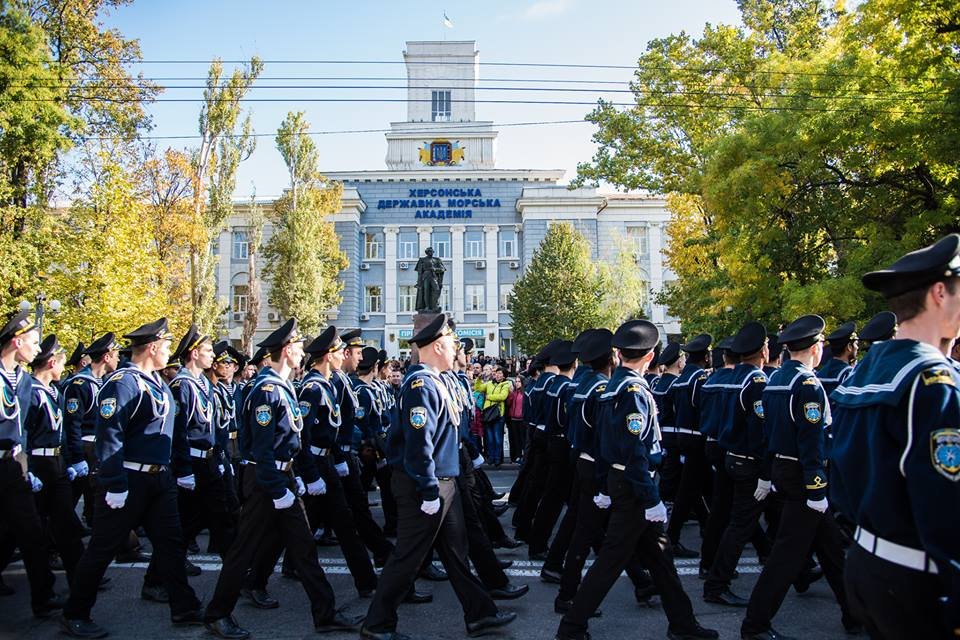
xmin=806 ymin=475 xmax=828 ymax=490
xmin=72 ymin=378 xmax=84 ymax=385
xmin=626 ymin=412 xmax=643 ymax=435
xmin=261 ymin=384 xmax=275 ymax=392
xmin=298 ymin=401 xmax=311 ymax=418
xmin=66 ymin=398 xmax=80 ymax=414
xmin=99 ymin=398 xmax=117 ymax=419
xmin=626 ymin=383 xmax=642 ymax=393
xmin=753 ymin=400 xmax=764 ymax=418
xmin=356 ymin=405 xmax=366 ymax=419
xmin=411 ymin=379 xmax=424 ymax=389
xmin=255 ymin=405 xmax=272 ymax=426
xmin=803 ymin=402 xmax=822 ymax=423
xmin=802 ymin=378 xmax=818 ymax=385
xmin=595 ymin=384 xmax=606 ymax=393
xmin=108 ymin=372 xmax=124 ymax=383
xmin=409 ymin=407 xmax=427 ymax=429
xmin=931 ymin=429 xmax=960 ymax=480
xmin=922 ymin=369 xmax=956 ymax=387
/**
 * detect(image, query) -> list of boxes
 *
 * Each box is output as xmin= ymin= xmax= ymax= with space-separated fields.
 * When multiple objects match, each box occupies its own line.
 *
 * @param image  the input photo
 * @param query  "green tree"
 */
xmin=508 ymin=223 xmax=611 ymax=354
xmin=597 ymin=237 xmax=650 ymax=326
xmin=241 ymin=192 xmax=265 ymax=355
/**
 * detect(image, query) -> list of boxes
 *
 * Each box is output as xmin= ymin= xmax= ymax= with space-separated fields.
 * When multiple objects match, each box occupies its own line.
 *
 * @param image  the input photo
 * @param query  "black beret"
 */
xmin=460 ymin=337 xmax=475 ymax=355
xmin=123 ymin=318 xmax=173 ymax=347
xmin=257 ymin=318 xmax=303 ymax=351
xmin=731 ymin=322 xmax=767 ymax=356
xmin=826 ymin=321 xmax=857 ymax=346
xmin=612 ymin=320 xmax=660 ymax=351
xmin=409 ymin=314 xmax=453 ymax=347
xmin=86 ymin=332 xmax=120 ymax=357
xmin=779 ymin=314 xmax=826 ymax=351
xmin=548 ymin=340 xmax=577 ymax=367
xmin=32 ymin=334 xmax=63 ymax=367
xmin=305 ymin=326 xmax=344 ymax=355
xmin=578 ymin=329 xmax=613 ymax=362
xmin=657 ymin=342 xmax=682 ymax=367
xmin=340 ymin=329 xmax=364 ymax=348
xmin=862 ymin=234 xmax=960 ymax=298
xmin=0 ymin=309 xmax=36 ymax=344
xmin=859 ymin=311 xmax=897 ymax=343
xmin=681 ymin=333 xmax=713 ymax=354
xmin=358 ymin=346 xmax=380 ymax=372
xmin=66 ymin=342 xmax=86 ymax=368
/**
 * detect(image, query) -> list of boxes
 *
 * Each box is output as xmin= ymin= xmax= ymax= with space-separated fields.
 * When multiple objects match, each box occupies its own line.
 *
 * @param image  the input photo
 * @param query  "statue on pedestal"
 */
xmin=415 ymin=247 xmax=445 ymax=313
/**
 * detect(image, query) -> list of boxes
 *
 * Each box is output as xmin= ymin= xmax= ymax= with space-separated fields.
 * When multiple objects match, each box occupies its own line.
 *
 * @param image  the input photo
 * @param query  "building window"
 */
xmin=431 ymin=90 xmax=451 ymax=122
xmin=231 ymin=285 xmax=248 ymax=314
xmin=501 ymin=337 xmax=514 ymax=357
xmin=364 ymin=232 xmax=384 ymax=260
xmin=399 ymin=285 xmax=415 ymax=313
xmin=499 ymin=284 xmax=513 ymax=311
xmin=233 ymin=230 xmax=249 ymax=260
xmin=465 ymin=230 xmax=484 ymax=259
xmin=431 ymin=230 xmax=451 ymax=258
xmin=398 ymin=231 xmax=418 ymax=260
xmin=499 ymin=229 xmax=517 ymax=258
xmin=465 ymin=285 xmax=485 ymax=311
xmin=364 ymin=286 xmax=383 ymax=313
xmin=626 ymin=226 xmax=649 ymax=257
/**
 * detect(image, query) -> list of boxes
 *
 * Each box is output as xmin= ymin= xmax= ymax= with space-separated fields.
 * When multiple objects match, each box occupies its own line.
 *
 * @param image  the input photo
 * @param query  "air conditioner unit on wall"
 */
xmin=267 ymin=312 xmax=280 ymax=322
xmin=508 ymin=261 xmax=520 ymax=269
xmin=360 ymin=262 xmax=370 ymax=271
xmin=399 ymin=261 xmax=410 ymax=270
xmin=359 ymin=313 xmax=370 ymax=321
xmin=232 ymin=312 xmax=243 ymax=322
xmin=475 ymin=260 xmax=486 ymax=269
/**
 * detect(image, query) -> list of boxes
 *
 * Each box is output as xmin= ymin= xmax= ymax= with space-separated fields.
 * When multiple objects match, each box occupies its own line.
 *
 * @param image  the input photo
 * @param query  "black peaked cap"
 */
xmin=548 ymin=340 xmax=577 ymax=367
xmin=578 ymin=329 xmax=613 ymax=362
xmin=0 ymin=309 xmax=35 ymax=344
xmin=731 ymin=322 xmax=767 ymax=356
xmin=257 ymin=318 xmax=302 ymax=350
xmin=123 ymin=318 xmax=173 ymax=347
xmin=681 ymin=333 xmax=712 ymax=354
xmin=862 ymin=234 xmax=960 ymax=298
xmin=859 ymin=311 xmax=897 ymax=342
xmin=86 ymin=332 xmax=119 ymax=356
xmin=612 ymin=320 xmax=659 ymax=351
xmin=409 ymin=314 xmax=452 ymax=348
xmin=779 ymin=315 xmax=826 ymax=351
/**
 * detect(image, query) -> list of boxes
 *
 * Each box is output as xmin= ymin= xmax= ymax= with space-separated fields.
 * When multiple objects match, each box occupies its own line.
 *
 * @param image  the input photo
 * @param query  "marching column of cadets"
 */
xmin=0 ymin=233 xmax=958 ymax=640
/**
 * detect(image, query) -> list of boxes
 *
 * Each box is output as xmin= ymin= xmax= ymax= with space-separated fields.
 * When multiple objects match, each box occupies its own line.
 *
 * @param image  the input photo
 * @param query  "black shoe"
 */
xmin=492 ymin=491 xmax=507 ymax=500
xmin=466 ymin=611 xmax=517 ymax=637
xmin=418 ymin=563 xmax=448 ymax=581
xmin=141 ymin=584 xmax=169 ymax=603
xmin=667 ymin=623 xmax=720 ymax=639
xmin=671 ymin=542 xmax=699 ymax=559
xmin=488 ymin=583 xmax=529 ymax=600
xmin=529 ymin=549 xmax=548 ymax=561
xmin=171 ymin=609 xmax=204 ymax=626
xmin=540 ymin=568 xmax=562 ymax=584
xmin=554 ymin=599 xmax=601 ymax=617
xmin=315 ymin=609 xmax=365 ymax=633
xmin=358 ymin=588 xmax=375 ymax=598
xmin=492 ymin=537 xmax=522 ymax=549
xmin=187 ymin=538 xmax=200 ymax=554
xmin=281 ymin=566 xmax=300 ymax=581
xmin=740 ymin=629 xmax=798 ymax=640
xmin=316 ymin=532 xmax=339 ymax=547
xmin=241 ymin=587 xmax=279 ymax=609
xmin=703 ymin=589 xmax=748 ymax=607
xmin=498 ymin=559 xmax=513 ymax=570
xmin=842 ymin=616 xmax=864 ymax=635
xmin=184 ymin=558 xmax=202 ymax=576
xmin=205 ymin=615 xmax=251 ymax=640
xmin=33 ymin=593 xmax=67 ymax=618
xmin=403 ymin=589 xmax=433 ymax=604
xmin=793 ymin=567 xmax=823 ymax=593
xmin=634 ymin=584 xmax=659 ymax=605
xmin=360 ymin=627 xmax=417 ymax=640
xmin=49 ymin=552 xmax=64 ymax=570
xmin=60 ymin=616 xmax=108 ymax=639
xmin=493 ymin=503 xmax=510 ymax=517
xmin=114 ymin=550 xmax=150 ymax=563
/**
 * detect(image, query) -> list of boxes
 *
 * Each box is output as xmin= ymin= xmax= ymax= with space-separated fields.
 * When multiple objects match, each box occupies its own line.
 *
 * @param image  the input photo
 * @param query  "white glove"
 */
xmin=472 ymin=455 xmax=485 ymax=469
xmin=307 ymin=477 xmax=327 ymax=495
xmin=420 ymin=498 xmax=441 ymax=515
xmin=294 ymin=476 xmax=306 ymax=496
xmin=754 ymin=479 xmax=772 ymax=502
xmin=67 ymin=466 xmax=78 ymax=481
xmin=176 ymin=474 xmax=196 ymax=491
xmin=376 ymin=458 xmax=387 ymax=469
xmin=28 ymin=472 xmax=43 ymax=493
xmin=593 ymin=493 xmax=611 ymax=509
xmin=644 ymin=501 xmax=668 ymax=523
xmin=73 ymin=461 xmax=90 ymax=478
xmin=334 ymin=462 xmax=349 ymax=477
xmin=806 ymin=497 xmax=829 ymax=513
xmin=105 ymin=491 xmax=128 ymax=509
xmin=218 ymin=464 xmax=225 ymax=476
xmin=273 ymin=488 xmax=295 ymax=509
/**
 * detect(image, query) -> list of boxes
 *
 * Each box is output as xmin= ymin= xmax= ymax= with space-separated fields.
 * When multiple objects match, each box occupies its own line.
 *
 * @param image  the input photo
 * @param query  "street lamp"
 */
xmin=19 ymin=294 xmax=61 ymax=336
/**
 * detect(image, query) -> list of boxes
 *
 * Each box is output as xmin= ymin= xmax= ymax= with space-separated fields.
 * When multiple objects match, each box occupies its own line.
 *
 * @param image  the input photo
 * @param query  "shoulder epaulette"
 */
xmin=802 ymin=378 xmax=818 ymax=386
xmin=922 ymin=368 xmax=956 ymax=387
xmin=411 ymin=379 xmax=424 ymax=389
xmin=72 ymin=378 xmax=85 ymax=385
xmin=108 ymin=372 xmax=124 ymax=383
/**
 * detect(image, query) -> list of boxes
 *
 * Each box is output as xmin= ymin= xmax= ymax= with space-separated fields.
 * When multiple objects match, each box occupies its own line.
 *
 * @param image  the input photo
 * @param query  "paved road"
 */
xmin=0 ymin=468 xmax=852 ymax=639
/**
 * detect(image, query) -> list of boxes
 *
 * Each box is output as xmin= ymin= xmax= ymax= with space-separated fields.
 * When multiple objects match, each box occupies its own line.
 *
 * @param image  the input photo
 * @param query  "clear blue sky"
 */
xmin=102 ymin=0 xmax=743 ymax=198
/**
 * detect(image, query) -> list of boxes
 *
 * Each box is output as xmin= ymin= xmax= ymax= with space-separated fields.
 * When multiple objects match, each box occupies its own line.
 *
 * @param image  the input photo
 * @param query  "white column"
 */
xmin=451 ymin=224 xmax=465 ymax=321
xmin=417 ymin=225 xmax=432 ymax=256
xmin=484 ymin=224 xmax=499 ymax=322
xmin=649 ymin=222 xmax=665 ymax=324
xmin=384 ymin=226 xmax=398 ymax=324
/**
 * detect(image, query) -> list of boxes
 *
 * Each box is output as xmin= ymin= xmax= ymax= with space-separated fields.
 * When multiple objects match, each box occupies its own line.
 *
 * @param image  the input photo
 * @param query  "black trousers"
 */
xmin=507 ymin=418 xmax=526 ymax=462
xmin=507 ymin=425 xmax=537 ymax=506
xmin=376 ymin=462 xmax=397 ymax=535
xmin=471 ymin=467 xmax=508 ymax=543
xmin=204 ymin=467 xmax=336 ymax=625
xmin=845 ymin=544 xmax=950 ymax=640
xmin=742 ymin=460 xmax=852 ymax=635
xmin=659 ymin=431 xmax=682 ymax=501
xmin=558 ymin=458 xmax=607 ymax=601
xmin=71 ymin=440 xmax=97 ymax=526
xmin=513 ymin=430 xmax=549 ymax=539
xmin=543 ymin=449 xmax=581 ymax=573
xmin=0 ymin=457 xmax=55 ymax=608
xmin=63 ymin=467 xmax=200 ymax=620
xmin=340 ymin=452 xmax=394 ymax=563
xmin=30 ymin=455 xmax=85 ymax=584
xmin=457 ymin=449 xmax=508 ymax=589
xmin=178 ymin=456 xmax=236 ymax=557
xmin=666 ymin=432 xmax=708 ymax=544
xmin=557 ymin=469 xmax=695 ymax=637
xmin=364 ymin=473 xmax=498 ymax=633
xmin=527 ymin=436 xmax=574 ymax=555
xmin=700 ymin=441 xmax=733 ymax=571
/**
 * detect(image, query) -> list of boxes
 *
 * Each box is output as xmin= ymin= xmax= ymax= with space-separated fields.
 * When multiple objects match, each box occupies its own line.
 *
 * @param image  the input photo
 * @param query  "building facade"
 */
xmin=218 ymin=40 xmax=680 ymax=357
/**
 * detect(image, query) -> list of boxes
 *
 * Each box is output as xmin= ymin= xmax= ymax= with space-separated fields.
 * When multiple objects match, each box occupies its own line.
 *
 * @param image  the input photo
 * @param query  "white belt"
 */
xmin=189 ymin=447 xmax=213 ymax=459
xmin=536 ymin=424 xmax=546 ymax=431
xmin=706 ymin=436 xmax=718 ymax=442
xmin=30 ymin=447 xmax=61 ymax=457
xmin=0 ymin=444 xmax=23 ymax=459
xmin=340 ymin=445 xmax=352 ymax=452
xmin=310 ymin=446 xmax=329 ymax=456
xmin=728 ymin=452 xmax=758 ymax=461
xmin=855 ymin=527 xmax=938 ymax=574
xmin=775 ymin=453 xmax=799 ymax=461
xmin=241 ymin=459 xmax=293 ymax=471
xmin=675 ymin=428 xmax=701 ymax=436
xmin=579 ymin=452 xmax=595 ymax=462
xmin=611 ymin=463 xmax=626 ymax=471
xmin=660 ymin=426 xmax=676 ymax=433
xmin=81 ymin=435 xmax=96 ymax=443
xmin=122 ymin=461 xmax=165 ymax=473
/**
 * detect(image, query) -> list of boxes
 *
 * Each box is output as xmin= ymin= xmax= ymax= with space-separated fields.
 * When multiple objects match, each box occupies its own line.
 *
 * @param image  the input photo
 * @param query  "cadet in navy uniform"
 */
xmin=703 ymin=322 xmax=770 ymax=606
xmin=667 ymin=333 xmax=713 ymax=559
xmin=831 ymin=234 xmax=960 ymax=639
xmin=0 ymin=310 xmax=62 ymax=617
xmin=61 ymin=318 xmax=203 ymax=639
xmin=361 ymin=314 xmax=516 ymax=640
xmin=652 ymin=342 xmax=684 ymax=503
xmin=203 ymin=319 xmax=363 ymax=640
xmin=740 ymin=315 xmax=858 ymax=639
xmin=816 ymin=322 xmax=857 ymax=402
xmin=210 ymin=342 xmax=242 ymax=524
xmin=556 ymin=320 xmax=718 ymax=640
xmin=857 ymin=310 xmax=897 ymax=347
xmin=26 ymin=335 xmax=86 ymax=586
